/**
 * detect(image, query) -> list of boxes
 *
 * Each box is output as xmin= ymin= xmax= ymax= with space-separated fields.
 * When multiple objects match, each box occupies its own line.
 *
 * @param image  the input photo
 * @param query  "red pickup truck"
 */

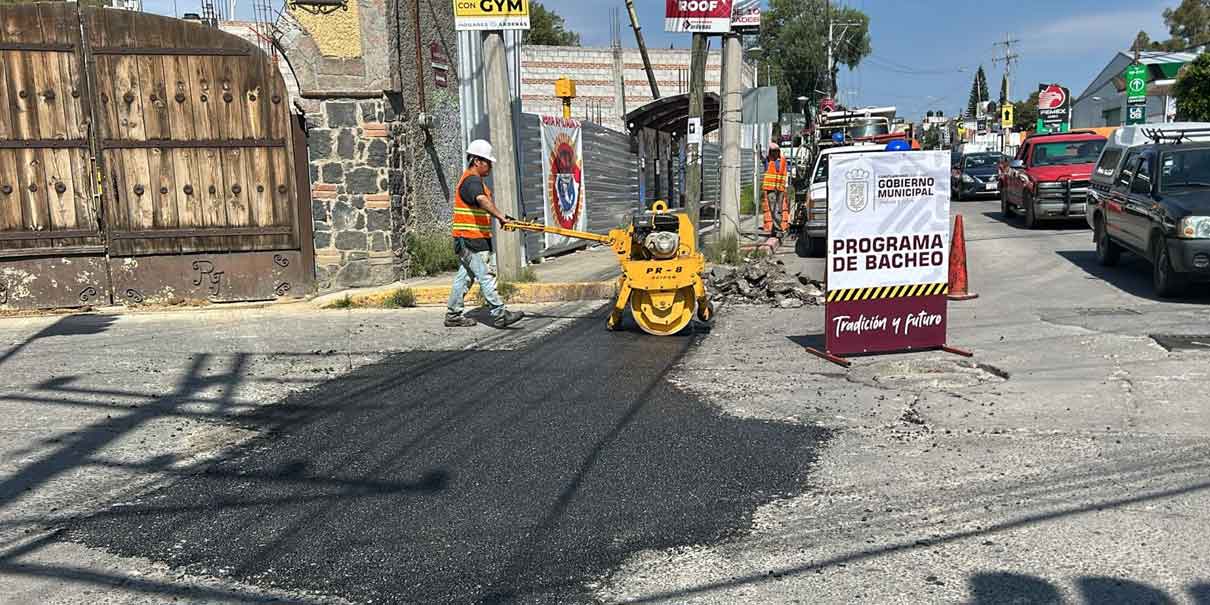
xmin=998 ymin=131 xmax=1108 ymax=229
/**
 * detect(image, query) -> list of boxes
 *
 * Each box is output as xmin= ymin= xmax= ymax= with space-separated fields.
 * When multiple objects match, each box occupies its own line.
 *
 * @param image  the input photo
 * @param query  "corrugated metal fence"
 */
xmin=515 ymin=115 xmax=641 ymax=260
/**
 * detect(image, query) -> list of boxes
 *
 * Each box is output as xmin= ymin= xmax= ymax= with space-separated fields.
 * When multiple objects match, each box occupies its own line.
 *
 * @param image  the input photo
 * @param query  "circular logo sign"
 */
xmin=1039 ymin=84 xmax=1067 ymax=110
xmin=547 ymin=133 xmax=583 ymax=229
xmin=1128 ymin=78 xmax=1145 ymax=94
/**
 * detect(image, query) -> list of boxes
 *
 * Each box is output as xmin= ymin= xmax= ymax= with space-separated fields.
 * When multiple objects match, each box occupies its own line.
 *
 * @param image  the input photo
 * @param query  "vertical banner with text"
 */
xmin=826 ymin=151 xmax=951 ymax=356
xmin=540 ymin=116 xmax=587 ymax=251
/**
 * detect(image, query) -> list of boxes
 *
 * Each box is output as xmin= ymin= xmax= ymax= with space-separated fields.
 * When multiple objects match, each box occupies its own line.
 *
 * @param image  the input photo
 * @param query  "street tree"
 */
xmin=966 ymin=66 xmax=989 ymax=117
xmin=1174 ymin=52 xmax=1210 ymax=121
xmin=998 ymin=74 xmax=1007 ymax=105
xmin=523 ymin=2 xmax=580 ymax=47
xmin=1012 ymin=90 xmax=1039 ymax=131
xmin=1162 ymin=0 xmax=1210 ymax=49
xmin=759 ymin=0 xmax=870 ymax=111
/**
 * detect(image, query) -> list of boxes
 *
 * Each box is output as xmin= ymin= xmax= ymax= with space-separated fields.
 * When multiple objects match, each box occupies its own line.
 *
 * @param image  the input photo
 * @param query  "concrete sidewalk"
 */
xmin=311 ymin=244 xmax=623 ymax=308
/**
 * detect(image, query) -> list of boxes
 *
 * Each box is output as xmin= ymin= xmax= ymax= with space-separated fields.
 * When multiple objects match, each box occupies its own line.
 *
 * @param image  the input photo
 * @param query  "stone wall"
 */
xmin=307 ymin=97 xmax=403 ymax=289
xmin=278 ymin=0 xmax=464 ymax=290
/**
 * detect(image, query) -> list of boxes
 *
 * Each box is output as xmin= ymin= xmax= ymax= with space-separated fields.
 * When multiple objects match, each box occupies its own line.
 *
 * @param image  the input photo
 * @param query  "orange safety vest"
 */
xmin=762 ymin=157 xmax=788 ymax=192
xmin=451 ymin=169 xmax=493 ymax=239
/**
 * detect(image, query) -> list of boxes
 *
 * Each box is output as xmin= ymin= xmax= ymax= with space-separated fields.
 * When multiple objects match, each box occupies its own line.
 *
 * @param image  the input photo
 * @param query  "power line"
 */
xmin=992 ymin=34 xmax=1020 ymax=102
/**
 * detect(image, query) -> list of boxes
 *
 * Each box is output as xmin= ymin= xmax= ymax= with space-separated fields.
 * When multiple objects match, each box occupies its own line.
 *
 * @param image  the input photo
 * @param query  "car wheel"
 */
xmin=1023 ymin=194 xmax=1038 ymax=229
xmin=1153 ymin=237 xmax=1188 ymax=298
xmin=1094 ymin=217 xmax=1120 ymax=266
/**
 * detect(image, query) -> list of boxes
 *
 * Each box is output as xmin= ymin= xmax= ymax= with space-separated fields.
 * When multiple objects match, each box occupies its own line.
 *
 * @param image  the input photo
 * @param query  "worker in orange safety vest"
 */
xmin=761 ymin=141 xmax=790 ymax=236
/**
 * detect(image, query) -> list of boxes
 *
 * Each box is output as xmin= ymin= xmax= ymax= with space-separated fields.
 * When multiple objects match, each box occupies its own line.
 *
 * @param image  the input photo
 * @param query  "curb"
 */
xmin=315 ymin=280 xmax=618 ymax=308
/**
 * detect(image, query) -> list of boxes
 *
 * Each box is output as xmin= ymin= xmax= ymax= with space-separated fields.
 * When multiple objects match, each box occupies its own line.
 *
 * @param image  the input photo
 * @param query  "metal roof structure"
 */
xmin=624 ymin=92 xmax=721 ymax=137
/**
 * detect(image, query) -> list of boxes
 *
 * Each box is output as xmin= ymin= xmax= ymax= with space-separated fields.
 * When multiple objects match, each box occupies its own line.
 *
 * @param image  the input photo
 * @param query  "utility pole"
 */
xmin=483 ymin=31 xmax=522 ymax=281
xmin=686 ymin=33 xmax=707 ymax=232
xmin=826 ymin=1 xmax=861 ymax=100
xmin=611 ymin=8 xmax=627 ymax=121
xmin=719 ymin=32 xmax=743 ymax=242
xmin=992 ymin=34 xmax=1019 ymax=152
xmin=624 ymin=0 xmax=660 ymax=100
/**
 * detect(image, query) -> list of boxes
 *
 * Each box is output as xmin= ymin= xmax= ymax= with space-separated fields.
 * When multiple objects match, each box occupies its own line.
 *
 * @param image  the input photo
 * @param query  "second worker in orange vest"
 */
xmin=762 ymin=142 xmax=790 ymax=236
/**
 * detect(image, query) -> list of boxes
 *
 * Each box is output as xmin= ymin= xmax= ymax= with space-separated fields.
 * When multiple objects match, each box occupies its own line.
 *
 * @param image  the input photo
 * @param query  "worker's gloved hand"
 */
xmin=501 ymin=215 xmax=516 ymax=225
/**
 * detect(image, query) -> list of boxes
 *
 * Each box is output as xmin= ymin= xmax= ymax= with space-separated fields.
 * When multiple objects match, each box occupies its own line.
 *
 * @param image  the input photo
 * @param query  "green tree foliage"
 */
xmin=759 ymin=0 xmax=871 ymax=111
xmin=966 ymin=66 xmax=989 ymax=117
xmin=523 ymin=2 xmax=580 ymax=47
xmin=1174 ymin=52 xmax=1210 ymax=121
xmin=1162 ymin=0 xmax=1210 ymax=49
xmin=998 ymin=73 xmax=1007 ymax=105
xmin=1012 ymin=90 xmax=1039 ymax=131
xmin=1132 ymin=1 xmax=1210 ymax=52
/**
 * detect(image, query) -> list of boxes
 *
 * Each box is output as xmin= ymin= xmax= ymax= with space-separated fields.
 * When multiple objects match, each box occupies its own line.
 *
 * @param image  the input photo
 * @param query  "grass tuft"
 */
xmin=406 ymin=232 xmax=460 ymax=276
xmin=704 ymin=234 xmax=742 ymax=266
xmin=325 ymin=294 xmax=355 ymax=309
xmin=382 ymin=288 xmax=417 ymax=309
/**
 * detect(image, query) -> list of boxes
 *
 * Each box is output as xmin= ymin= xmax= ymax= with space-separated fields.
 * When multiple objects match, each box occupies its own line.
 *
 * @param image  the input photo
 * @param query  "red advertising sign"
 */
xmin=665 ymin=0 xmax=733 ymax=33
xmin=824 ymin=150 xmax=953 ymax=357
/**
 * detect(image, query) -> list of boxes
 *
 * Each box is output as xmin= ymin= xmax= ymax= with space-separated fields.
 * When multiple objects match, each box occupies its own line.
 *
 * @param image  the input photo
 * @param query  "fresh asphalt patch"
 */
xmin=62 ymin=311 xmax=828 ymax=604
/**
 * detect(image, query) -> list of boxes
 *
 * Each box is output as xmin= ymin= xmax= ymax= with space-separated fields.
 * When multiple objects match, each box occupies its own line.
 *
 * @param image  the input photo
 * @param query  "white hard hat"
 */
xmin=467 ymin=139 xmax=497 ymax=164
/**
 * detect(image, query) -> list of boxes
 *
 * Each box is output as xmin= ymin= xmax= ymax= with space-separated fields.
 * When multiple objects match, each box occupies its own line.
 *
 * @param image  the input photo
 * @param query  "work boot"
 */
xmin=444 ymin=314 xmax=477 ymax=327
xmin=492 ymin=310 xmax=524 ymax=328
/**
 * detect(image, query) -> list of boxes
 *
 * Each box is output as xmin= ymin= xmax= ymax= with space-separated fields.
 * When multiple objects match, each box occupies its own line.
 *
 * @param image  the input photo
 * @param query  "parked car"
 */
xmin=1086 ymin=122 xmax=1210 ymax=229
xmin=790 ymin=143 xmax=883 ymax=257
xmin=952 ymin=152 xmax=1005 ymax=200
xmin=1089 ymin=128 xmax=1210 ymax=297
xmin=998 ymin=131 xmax=1107 ymax=228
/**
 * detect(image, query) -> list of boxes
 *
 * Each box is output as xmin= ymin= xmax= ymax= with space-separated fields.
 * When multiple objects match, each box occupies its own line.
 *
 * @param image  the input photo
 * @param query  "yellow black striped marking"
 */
xmin=826 ymin=282 xmax=949 ymax=303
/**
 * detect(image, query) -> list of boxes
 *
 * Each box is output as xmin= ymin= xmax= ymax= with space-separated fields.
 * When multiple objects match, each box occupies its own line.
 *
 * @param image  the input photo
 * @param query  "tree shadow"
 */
xmin=1078 ymin=576 xmax=1177 ymax=605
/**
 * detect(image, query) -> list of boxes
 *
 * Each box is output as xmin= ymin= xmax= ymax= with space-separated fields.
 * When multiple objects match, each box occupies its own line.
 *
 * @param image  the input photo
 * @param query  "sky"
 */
xmin=143 ymin=0 xmax=1176 ymax=121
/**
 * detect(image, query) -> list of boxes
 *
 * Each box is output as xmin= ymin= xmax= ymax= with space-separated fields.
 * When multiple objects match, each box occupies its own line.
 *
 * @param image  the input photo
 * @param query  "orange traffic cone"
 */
xmin=947 ymin=214 xmax=978 ymax=301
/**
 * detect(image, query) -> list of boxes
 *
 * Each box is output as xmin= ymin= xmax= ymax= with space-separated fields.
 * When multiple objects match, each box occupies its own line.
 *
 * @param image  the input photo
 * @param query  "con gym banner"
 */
xmin=665 ymin=0 xmax=733 ymax=33
xmin=540 ymin=116 xmax=587 ymax=251
xmin=453 ymin=0 xmax=530 ymax=31
xmin=825 ymin=150 xmax=951 ymax=356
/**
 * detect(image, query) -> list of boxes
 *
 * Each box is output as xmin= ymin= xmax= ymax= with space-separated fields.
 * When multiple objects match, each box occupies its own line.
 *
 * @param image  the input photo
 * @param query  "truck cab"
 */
xmin=998 ymin=131 xmax=1107 ymax=229
xmin=790 ymin=143 xmax=883 ymax=257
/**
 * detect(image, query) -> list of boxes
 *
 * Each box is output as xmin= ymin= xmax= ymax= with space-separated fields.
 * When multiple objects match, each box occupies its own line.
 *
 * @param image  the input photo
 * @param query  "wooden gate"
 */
xmin=0 ymin=3 xmax=313 ymax=310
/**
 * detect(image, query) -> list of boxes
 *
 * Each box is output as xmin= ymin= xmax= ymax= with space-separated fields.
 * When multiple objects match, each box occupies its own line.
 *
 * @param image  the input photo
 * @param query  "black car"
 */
xmin=952 ymin=152 xmax=1005 ymax=200
xmin=1090 ymin=133 xmax=1210 ymax=297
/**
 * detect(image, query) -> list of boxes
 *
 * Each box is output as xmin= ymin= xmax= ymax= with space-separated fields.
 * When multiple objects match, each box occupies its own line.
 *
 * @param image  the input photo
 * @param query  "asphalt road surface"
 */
xmin=60 ymin=309 xmax=826 ymax=604
xmin=3 ymin=197 xmax=1210 ymax=604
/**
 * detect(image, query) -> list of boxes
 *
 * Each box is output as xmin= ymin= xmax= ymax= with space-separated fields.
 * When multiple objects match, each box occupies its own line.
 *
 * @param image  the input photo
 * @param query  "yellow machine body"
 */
xmin=503 ymin=201 xmax=711 ymax=336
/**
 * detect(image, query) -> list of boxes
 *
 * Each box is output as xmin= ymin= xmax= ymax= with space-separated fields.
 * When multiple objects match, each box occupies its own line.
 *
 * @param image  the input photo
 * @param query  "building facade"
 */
xmin=1072 ymin=51 xmax=1198 ymax=128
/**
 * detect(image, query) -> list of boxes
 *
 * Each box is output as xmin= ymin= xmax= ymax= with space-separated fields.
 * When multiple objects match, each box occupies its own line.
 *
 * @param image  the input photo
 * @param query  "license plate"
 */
xmin=985 ymin=183 xmax=996 ymax=190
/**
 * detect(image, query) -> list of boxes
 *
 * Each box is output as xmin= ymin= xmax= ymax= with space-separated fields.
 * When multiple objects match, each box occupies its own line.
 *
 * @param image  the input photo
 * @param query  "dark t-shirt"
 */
xmin=456 ymin=175 xmax=492 ymax=254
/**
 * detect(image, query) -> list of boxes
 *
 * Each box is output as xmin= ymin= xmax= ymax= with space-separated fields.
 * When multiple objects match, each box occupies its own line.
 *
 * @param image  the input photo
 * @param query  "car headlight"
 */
xmin=1179 ymin=216 xmax=1210 ymax=239
xmin=961 ymin=173 xmax=975 ymax=183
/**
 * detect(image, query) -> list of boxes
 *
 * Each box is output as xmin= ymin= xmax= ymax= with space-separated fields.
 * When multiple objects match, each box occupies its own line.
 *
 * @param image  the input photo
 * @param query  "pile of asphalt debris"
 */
xmin=705 ymin=257 xmax=826 ymax=308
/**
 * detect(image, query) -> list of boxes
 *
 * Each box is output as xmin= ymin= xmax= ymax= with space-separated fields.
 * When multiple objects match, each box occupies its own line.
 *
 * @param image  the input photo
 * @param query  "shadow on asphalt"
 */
xmin=1055 ymin=250 xmax=1210 ymax=303
xmin=980 ymin=211 xmax=1091 ymax=232
xmin=15 ymin=310 xmax=827 ymax=604
xmin=968 ymin=572 xmax=1210 ymax=605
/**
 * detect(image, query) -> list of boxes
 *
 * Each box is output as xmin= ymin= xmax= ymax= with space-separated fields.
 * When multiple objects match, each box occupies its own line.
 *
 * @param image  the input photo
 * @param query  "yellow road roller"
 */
xmin=503 ymin=201 xmax=713 ymax=336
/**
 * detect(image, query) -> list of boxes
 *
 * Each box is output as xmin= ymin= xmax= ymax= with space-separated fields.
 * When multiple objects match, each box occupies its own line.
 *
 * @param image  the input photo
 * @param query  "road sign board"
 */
xmin=1126 ymin=64 xmax=1147 ymax=103
xmin=1001 ymin=104 xmax=1014 ymax=129
xmin=665 ymin=0 xmax=733 ymax=33
xmin=825 ymin=150 xmax=952 ymax=356
xmin=453 ymin=0 xmax=530 ymax=31
xmin=1126 ymin=101 xmax=1147 ymax=125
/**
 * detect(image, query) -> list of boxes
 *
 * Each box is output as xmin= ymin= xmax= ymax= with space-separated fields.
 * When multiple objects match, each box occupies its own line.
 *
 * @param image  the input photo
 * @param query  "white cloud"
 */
xmin=1021 ymin=5 xmax=1168 ymax=54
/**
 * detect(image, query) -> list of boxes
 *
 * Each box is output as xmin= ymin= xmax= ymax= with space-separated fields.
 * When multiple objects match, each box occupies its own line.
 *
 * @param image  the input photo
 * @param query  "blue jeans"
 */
xmin=447 ymin=249 xmax=506 ymax=318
